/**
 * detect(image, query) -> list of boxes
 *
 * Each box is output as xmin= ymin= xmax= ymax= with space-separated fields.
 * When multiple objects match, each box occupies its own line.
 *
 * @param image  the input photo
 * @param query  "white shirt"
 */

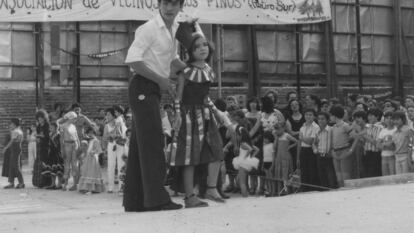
xmin=162 ymin=115 xmax=172 ymax=137
xmin=300 ymin=121 xmax=320 ymax=147
xmin=115 ymin=116 xmax=127 ymax=138
xmin=125 ymin=13 xmax=179 ymax=78
xmin=263 ymin=143 xmax=274 ymax=162
xmin=378 ymin=127 xmax=397 ymax=157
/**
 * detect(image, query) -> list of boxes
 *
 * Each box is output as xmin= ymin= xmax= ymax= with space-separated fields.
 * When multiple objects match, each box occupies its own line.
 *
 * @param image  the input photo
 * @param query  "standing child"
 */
xmin=262 ymin=131 xmax=275 ymax=196
xmin=172 ymin=33 xmax=224 ymax=208
xmin=27 ymin=124 xmax=37 ymax=173
xmin=392 ymin=111 xmax=412 ymax=174
xmin=3 ymin=118 xmax=25 ymax=189
xmin=232 ymin=126 xmax=260 ymax=197
xmin=313 ymin=112 xmax=337 ymax=189
xmin=271 ymin=122 xmax=298 ymax=196
xmin=297 ymin=109 xmax=320 ymax=191
xmin=119 ymin=129 xmax=131 ymax=195
xmin=78 ymin=127 xmax=105 ymax=194
xmin=377 ymin=111 xmax=396 ymax=176
xmin=329 ymin=106 xmax=353 ymax=187
xmin=362 ymin=108 xmax=383 ymax=177
xmin=42 ymin=122 xmax=64 ymax=189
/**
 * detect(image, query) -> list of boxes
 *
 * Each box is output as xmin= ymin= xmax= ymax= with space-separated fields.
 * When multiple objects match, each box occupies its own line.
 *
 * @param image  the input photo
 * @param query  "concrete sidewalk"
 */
xmin=1 ymin=166 xmax=414 ymax=233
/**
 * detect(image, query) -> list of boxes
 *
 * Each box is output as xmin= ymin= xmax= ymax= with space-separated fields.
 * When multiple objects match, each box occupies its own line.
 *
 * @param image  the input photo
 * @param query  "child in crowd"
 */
xmin=329 ymin=106 xmax=353 ymax=187
xmin=377 ymin=111 xmax=397 ymax=176
xmin=43 ymin=122 xmax=64 ymax=189
xmin=3 ymin=118 xmax=25 ymax=189
xmin=392 ymin=111 xmax=413 ymax=174
xmin=232 ymin=126 xmax=259 ymax=197
xmin=262 ymin=131 xmax=275 ymax=196
xmin=271 ymin=122 xmax=298 ymax=196
xmin=313 ymin=112 xmax=337 ymax=189
xmin=119 ymin=129 xmax=131 ymax=195
xmin=297 ymin=109 xmax=320 ymax=191
xmin=60 ymin=111 xmax=81 ymax=191
xmin=26 ymin=124 xmax=37 ymax=173
xmin=362 ymin=108 xmax=383 ymax=177
xmin=78 ymin=127 xmax=105 ymax=194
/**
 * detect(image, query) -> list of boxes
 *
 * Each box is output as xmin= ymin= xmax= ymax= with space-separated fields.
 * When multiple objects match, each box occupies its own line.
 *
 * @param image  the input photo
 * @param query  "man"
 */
xmin=123 ymin=0 xmax=185 ymax=211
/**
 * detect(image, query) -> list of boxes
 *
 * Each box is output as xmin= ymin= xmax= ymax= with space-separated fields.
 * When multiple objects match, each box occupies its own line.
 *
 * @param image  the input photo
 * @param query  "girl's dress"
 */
xmin=171 ymin=64 xmax=224 ymax=166
xmin=27 ymin=132 xmax=37 ymax=171
xmin=272 ymin=133 xmax=293 ymax=181
xmin=7 ymin=128 xmax=24 ymax=181
xmin=78 ymin=137 xmax=105 ymax=193
xmin=41 ymin=133 xmax=64 ymax=178
xmin=33 ymin=123 xmax=51 ymax=188
xmin=246 ymin=115 xmax=263 ymax=175
xmin=232 ymin=147 xmax=259 ymax=172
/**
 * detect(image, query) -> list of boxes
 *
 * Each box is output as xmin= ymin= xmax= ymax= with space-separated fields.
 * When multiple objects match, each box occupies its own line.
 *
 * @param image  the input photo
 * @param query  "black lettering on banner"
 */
xmin=183 ymin=0 xmax=197 ymax=8
xmin=248 ymin=0 xmax=295 ymax=12
xmin=214 ymin=0 xmax=242 ymax=8
xmin=0 ymin=0 xmax=72 ymax=11
xmin=83 ymin=0 xmax=99 ymax=9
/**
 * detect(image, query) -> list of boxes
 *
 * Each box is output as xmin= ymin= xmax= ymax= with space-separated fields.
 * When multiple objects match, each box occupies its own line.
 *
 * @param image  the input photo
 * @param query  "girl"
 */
xmin=232 ymin=126 xmax=259 ymax=197
xmin=245 ymin=97 xmax=263 ymax=195
xmin=262 ymin=131 xmax=275 ymax=197
xmin=3 ymin=118 xmax=25 ymax=189
xmin=43 ymin=122 xmax=64 ymax=189
xmin=271 ymin=122 xmax=298 ymax=196
xmin=172 ymin=33 xmax=224 ymax=208
xmin=78 ymin=127 xmax=105 ymax=194
xmin=27 ymin=124 xmax=37 ymax=173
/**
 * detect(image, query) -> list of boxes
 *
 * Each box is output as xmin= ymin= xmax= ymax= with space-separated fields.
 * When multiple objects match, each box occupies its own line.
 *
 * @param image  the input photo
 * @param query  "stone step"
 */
xmin=344 ymin=173 xmax=414 ymax=188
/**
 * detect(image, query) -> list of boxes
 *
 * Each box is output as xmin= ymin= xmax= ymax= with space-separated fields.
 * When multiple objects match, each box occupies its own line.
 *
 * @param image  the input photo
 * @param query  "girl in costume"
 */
xmin=172 ymin=32 xmax=225 ymax=208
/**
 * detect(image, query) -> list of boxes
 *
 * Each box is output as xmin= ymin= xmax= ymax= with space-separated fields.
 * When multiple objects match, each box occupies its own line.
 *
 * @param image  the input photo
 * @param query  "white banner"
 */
xmin=0 ymin=0 xmax=331 ymax=24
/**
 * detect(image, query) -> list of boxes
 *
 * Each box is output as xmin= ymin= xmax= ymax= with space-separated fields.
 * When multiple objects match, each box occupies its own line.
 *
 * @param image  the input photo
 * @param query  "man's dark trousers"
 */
xmin=123 ymin=75 xmax=171 ymax=211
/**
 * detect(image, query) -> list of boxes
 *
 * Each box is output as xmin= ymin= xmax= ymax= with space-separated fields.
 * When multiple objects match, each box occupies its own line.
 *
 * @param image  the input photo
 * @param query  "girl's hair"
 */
xmin=307 ymin=95 xmax=321 ymax=110
xmin=261 ymin=96 xmax=274 ymax=114
xmin=329 ymin=105 xmax=345 ymax=119
xmin=105 ymin=107 xmax=116 ymax=117
xmin=50 ymin=122 xmax=58 ymax=130
xmin=392 ymin=111 xmax=407 ymax=124
xmin=246 ymin=97 xmax=261 ymax=112
xmin=274 ymin=122 xmax=286 ymax=131
xmin=113 ymin=105 xmax=124 ymax=115
xmin=353 ymin=110 xmax=368 ymax=122
xmin=236 ymin=125 xmax=252 ymax=146
xmin=356 ymin=103 xmax=368 ymax=112
xmin=264 ymin=90 xmax=278 ymax=104
xmin=187 ymin=35 xmax=214 ymax=64
xmin=367 ymin=108 xmax=383 ymax=121
xmin=35 ymin=109 xmax=50 ymax=123
xmin=10 ymin=118 xmax=20 ymax=127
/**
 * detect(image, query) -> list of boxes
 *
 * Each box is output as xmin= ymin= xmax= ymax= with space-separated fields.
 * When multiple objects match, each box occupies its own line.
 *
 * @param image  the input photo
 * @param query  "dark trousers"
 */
xmin=299 ymin=147 xmax=320 ymax=191
xmin=123 ymin=75 xmax=171 ymax=211
xmin=316 ymin=155 xmax=337 ymax=189
xmin=363 ymin=151 xmax=382 ymax=178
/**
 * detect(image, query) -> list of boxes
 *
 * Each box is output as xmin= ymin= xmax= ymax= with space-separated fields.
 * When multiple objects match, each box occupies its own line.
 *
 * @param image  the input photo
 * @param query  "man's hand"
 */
xmin=159 ymin=78 xmax=176 ymax=98
xmin=173 ymin=114 xmax=182 ymax=132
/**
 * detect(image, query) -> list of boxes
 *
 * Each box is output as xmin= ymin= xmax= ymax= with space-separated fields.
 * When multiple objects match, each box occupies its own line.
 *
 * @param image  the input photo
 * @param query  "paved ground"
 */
xmin=1 ymin=167 xmax=414 ymax=233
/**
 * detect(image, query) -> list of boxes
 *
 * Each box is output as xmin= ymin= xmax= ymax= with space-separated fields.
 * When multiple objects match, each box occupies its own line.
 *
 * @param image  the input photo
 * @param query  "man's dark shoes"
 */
xmin=3 ymin=184 xmax=14 ymax=189
xmin=148 ymin=201 xmax=183 ymax=211
xmin=15 ymin=183 xmax=25 ymax=189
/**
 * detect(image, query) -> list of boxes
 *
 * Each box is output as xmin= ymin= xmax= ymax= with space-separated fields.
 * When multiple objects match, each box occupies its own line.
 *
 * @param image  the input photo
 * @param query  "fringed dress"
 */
xmin=170 ymin=64 xmax=224 ymax=167
xmin=41 ymin=133 xmax=64 ymax=178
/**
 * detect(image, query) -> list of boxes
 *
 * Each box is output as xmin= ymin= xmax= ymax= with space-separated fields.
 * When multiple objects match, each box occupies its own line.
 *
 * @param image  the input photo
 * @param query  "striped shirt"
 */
xmin=364 ymin=122 xmax=383 ymax=152
xmin=300 ymin=121 xmax=320 ymax=147
xmin=314 ymin=126 xmax=332 ymax=156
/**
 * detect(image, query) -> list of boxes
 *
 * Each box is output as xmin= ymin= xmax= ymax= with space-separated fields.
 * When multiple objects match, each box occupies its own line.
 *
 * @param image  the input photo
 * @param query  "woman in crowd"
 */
xmin=285 ymin=99 xmax=305 ymax=170
xmin=33 ymin=109 xmax=52 ymax=188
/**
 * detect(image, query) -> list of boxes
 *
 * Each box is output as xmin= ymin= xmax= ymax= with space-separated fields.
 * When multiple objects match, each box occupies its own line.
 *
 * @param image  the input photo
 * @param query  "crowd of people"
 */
xmin=2 ymin=102 xmax=132 ymax=195
xmin=3 ymin=92 xmax=414 ymax=200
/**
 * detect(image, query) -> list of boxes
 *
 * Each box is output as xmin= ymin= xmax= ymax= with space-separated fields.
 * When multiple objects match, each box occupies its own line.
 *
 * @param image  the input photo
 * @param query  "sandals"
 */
xmin=184 ymin=194 xmax=209 ymax=208
xmin=205 ymin=187 xmax=225 ymax=203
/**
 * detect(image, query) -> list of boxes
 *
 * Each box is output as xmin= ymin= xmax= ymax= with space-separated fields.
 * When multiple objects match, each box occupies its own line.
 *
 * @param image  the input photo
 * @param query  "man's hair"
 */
xmin=113 ymin=105 xmax=124 ymax=114
xmin=214 ymin=98 xmax=227 ymax=112
xmin=304 ymin=108 xmax=316 ymax=116
xmin=10 ymin=118 xmax=21 ymax=127
xmin=105 ymin=108 xmax=116 ymax=117
xmin=383 ymin=111 xmax=393 ymax=118
xmin=317 ymin=111 xmax=330 ymax=121
xmin=158 ymin=0 xmax=185 ymax=6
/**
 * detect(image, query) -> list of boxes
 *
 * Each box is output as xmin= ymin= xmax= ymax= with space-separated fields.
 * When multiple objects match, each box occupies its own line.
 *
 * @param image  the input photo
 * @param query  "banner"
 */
xmin=0 ymin=0 xmax=331 ymax=24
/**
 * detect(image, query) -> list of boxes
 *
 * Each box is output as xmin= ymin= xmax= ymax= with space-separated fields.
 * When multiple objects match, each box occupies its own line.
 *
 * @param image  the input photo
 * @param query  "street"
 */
xmin=1 ymin=167 xmax=414 ymax=233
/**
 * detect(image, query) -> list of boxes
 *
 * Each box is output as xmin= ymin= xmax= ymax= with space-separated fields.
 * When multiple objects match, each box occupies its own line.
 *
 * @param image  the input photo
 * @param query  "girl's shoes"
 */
xmin=184 ymin=194 xmax=209 ymax=208
xmin=3 ymin=184 xmax=14 ymax=189
xmin=15 ymin=183 xmax=25 ymax=189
